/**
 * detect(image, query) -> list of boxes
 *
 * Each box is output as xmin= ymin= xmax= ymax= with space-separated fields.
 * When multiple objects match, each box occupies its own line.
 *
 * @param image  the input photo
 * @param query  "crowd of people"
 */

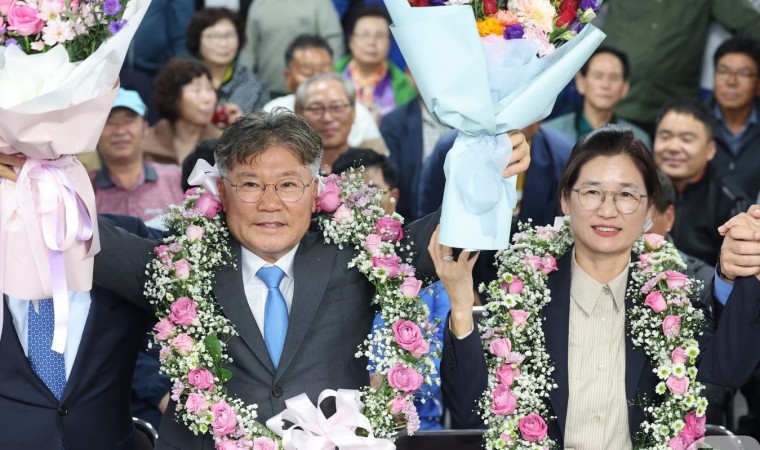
xmin=2 ymin=0 xmax=760 ymax=448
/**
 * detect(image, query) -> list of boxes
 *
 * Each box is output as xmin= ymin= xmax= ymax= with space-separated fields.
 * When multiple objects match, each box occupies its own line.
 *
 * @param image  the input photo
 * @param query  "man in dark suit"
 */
xmin=90 ymin=110 xmax=531 ymax=449
xmin=0 ymin=214 xmax=155 ymax=449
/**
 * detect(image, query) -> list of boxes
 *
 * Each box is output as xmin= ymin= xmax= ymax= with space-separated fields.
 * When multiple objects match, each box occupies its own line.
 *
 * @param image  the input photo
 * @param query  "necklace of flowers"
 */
xmin=144 ymin=169 xmax=439 ymax=449
xmin=477 ymin=219 xmax=708 ymax=450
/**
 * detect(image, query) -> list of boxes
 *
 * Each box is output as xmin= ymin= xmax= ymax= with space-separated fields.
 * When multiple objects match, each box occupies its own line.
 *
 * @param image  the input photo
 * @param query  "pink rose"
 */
xmin=499 ymin=432 xmax=513 ymax=445
xmin=509 ymin=310 xmax=530 ymax=328
xmin=154 ymin=317 xmax=176 ymax=340
xmin=186 ymin=225 xmax=204 ymax=241
xmin=392 ymin=319 xmax=429 ymax=357
xmin=171 ymin=333 xmax=194 ymax=356
xmin=400 ymin=276 xmax=423 ymax=298
xmin=540 ymin=256 xmax=558 ymax=274
xmin=316 ymin=177 xmax=341 ymax=213
xmin=668 ymin=435 xmax=688 ymax=450
xmin=210 ymin=400 xmax=237 ymax=436
xmin=253 ymin=437 xmax=277 ymax=450
xmin=215 ymin=441 xmax=239 ymax=450
xmin=387 ymin=364 xmax=424 ymax=392
xmin=0 ymin=0 xmax=15 ymax=15
xmin=666 ymin=375 xmax=690 ymax=395
xmin=683 ymin=412 xmax=706 ymax=440
xmin=645 ymin=291 xmax=667 ymax=313
xmin=389 ymin=396 xmax=409 ymax=414
xmin=508 ymin=277 xmax=524 ymax=294
xmin=375 ymin=217 xmax=404 ymax=242
xmin=665 ymin=270 xmax=689 ymax=291
xmin=505 ymin=352 xmax=526 ymax=364
xmin=638 ymin=253 xmax=653 ymax=270
xmin=170 ymin=297 xmax=198 ymax=326
xmin=7 ymin=4 xmax=44 ymax=36
xmin=490 ymin=385 xmax=517 ymax=415
xmin=496 ymin=364 xmax=519 ymax=386
xmin=535 ymin=226 xmax=557 ymax=240
xmin=663 ymin=315 xmax=681 ymax=338
xmin=174 ymin=259 xmax=191 ymax=280
xmin=333 ymin=204 xmax=353 ymax=223
xmin=671 ymin=347 xmax=688 ymax=365
xmin=489 ymin=338 xmax=512 ymax=357
xmin=185 ymin=392 xmax=209 ymax=414
xmin=644 ymin=233 xmax=666 ymax=250
xmin=196 ymin=193 xmax=223 ymax=219
xmin=524 ymin=255 xmax=543 ymax=271
xmin=518 ymin=413 xmax=548 ymax=442
xmin=364 ymin=234 xmax=382 ymax=254
xmin=188 ymin=368 xmax=215 ymax=390
xmin=371 ymin=254 xmax=401 ymax=278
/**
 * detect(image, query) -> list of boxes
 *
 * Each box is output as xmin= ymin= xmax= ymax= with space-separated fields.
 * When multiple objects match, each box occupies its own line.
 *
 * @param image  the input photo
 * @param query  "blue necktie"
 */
xmin=28 ymin=299 xmax=67 ymax=400
xmin=257 ymin=266 xmax=288 ymax=369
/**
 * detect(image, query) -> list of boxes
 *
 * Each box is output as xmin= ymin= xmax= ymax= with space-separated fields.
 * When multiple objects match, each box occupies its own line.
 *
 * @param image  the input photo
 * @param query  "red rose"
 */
xmin=483 ymin=0 xmax=497 ymax=15
xmin=556 ymin=0 xmax=580 ymax=27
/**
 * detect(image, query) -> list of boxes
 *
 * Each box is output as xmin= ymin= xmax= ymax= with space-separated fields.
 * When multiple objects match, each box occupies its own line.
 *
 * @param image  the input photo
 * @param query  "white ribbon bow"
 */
xmin=266 ymin=389 xmax=396 ymax=450
xmin=188 ymin=159 xmax=221 ymax=197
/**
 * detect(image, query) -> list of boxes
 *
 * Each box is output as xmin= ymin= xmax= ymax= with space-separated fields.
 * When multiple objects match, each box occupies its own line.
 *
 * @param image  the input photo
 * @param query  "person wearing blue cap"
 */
xmin=90 ymin=88 xmax=185 ymax=221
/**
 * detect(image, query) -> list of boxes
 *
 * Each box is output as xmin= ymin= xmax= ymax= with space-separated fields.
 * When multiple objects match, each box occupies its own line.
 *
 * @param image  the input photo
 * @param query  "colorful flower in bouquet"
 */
xmin=144 ymin=169 xmax=439 ymax=448
xmin=0 ymin=0 xmax=129 ymax=61
xmin=410 ymin=0 xmax=600 ymax=55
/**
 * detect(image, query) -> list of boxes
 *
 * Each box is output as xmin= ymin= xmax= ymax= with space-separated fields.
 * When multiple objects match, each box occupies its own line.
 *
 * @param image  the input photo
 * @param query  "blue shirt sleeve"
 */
xmin=713 ymin=267 xmax=734 ymax=306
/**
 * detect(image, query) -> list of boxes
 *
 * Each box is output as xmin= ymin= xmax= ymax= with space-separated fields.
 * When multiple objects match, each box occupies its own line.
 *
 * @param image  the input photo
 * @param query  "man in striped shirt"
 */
xmin=90 ymin=88 xmax=184 ymax=221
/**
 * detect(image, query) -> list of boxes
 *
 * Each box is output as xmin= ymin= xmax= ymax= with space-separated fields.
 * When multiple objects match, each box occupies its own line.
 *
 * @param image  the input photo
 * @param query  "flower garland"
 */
xmin=478 ymin=220 xmax=707 ymax=450
xmin=144 ymin=169 xmax=438 ymax=449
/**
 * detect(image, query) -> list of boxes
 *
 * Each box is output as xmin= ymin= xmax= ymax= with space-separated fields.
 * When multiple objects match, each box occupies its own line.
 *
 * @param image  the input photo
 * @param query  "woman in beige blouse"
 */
xmin=142 ymin=58 xmax=223 ymax=165
xmin=435 ymin=126 xmax=760 ymax=449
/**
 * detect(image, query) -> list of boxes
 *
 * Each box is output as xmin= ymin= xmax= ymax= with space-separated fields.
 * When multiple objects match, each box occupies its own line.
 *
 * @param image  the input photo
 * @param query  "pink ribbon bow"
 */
xmin=265 ymin=389 xmax=396 ymax=450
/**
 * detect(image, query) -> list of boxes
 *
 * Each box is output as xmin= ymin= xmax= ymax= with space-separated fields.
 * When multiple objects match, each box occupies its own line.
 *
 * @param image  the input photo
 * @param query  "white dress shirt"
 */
xmin=241 ymin=244 xmax=298 ymax=336
xmin=6 ymin=291 xmax=92 ymax=379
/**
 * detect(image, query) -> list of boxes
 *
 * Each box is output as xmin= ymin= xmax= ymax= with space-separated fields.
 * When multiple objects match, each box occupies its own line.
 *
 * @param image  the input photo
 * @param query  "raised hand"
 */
xmin=717 ymin=205 xmax=760 ymax=282
xmin=501 ymin=130 xmax=530 ymax=179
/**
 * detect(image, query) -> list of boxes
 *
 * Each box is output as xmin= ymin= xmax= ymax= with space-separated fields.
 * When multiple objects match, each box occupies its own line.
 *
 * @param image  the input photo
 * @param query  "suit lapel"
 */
xmin=274 ymin=233 xmax=336 ymax=383
xmin=214 ymin=239 xmax=275 ymax=373
xmin=60 ymin=293 xmax=98 ymax=403
xmin=2 ymin=297 xmax=60 ymax=404
xmin=543 ymin=251 xmax=572 ymax=440
xmin=624 ymin=254 xmax=648 ymax=432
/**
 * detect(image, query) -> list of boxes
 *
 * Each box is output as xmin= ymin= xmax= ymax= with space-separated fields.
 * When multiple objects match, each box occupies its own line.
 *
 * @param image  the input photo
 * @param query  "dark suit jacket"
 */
xmin=0 ymin=215 xmax=154 ymax=450
xmin=380 ymin=98 xmax=423 ymax=220
xmin=441 ymin=250 xmax=760 ymax=444
xmin=94 ymin=210 xmax=440 ymax=450
xmin=0 ymin=285 xmax=152 ymax=450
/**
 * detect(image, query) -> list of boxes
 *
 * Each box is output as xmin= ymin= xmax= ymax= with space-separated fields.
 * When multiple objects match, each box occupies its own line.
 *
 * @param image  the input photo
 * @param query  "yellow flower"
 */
xmin=476 ymin=17 xmax=505 ymax=37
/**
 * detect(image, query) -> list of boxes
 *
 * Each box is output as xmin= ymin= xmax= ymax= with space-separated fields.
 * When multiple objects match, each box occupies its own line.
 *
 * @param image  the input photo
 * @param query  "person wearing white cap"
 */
xmin=90 ymin=88 xmax=185 ymax=221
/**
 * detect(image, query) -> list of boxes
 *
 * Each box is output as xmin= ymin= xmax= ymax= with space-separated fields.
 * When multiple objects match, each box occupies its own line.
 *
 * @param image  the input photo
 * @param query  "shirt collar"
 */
xmin=714 ymin=103 xmax=758 ymax=128
xmin=94 ymin=162 xmax=155 ymax=188
xmin=241 ymin=243 xmax=299 ymax=284
xmin=570 ymin=249 xmax=629 ymax=315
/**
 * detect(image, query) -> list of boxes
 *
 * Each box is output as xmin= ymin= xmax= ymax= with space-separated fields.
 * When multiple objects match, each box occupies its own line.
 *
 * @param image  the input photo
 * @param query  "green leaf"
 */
xmin=204 ymin=333 xmax=222 ymax=364
xmin=217 ymin=367 xmax=233 ymax=383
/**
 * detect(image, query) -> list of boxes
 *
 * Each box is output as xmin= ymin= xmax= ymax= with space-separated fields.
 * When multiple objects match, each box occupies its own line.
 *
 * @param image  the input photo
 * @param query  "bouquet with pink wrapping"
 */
xmin=0 ymin=0 xmax=151 ymax=352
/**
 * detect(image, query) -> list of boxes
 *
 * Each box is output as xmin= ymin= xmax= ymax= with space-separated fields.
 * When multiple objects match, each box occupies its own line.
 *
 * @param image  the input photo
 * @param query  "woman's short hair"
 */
xmin=153 ymin=58 xmax=212 ymax=122
xmin=557 ymin=125 xmax=660 ymax=204
xmin=186 ymin=8 xmax=246 ymax=59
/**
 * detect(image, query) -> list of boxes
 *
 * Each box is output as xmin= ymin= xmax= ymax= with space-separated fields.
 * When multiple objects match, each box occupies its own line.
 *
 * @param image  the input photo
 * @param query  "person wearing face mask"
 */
xmin=142 ymin=58 xmax=224 ymax=165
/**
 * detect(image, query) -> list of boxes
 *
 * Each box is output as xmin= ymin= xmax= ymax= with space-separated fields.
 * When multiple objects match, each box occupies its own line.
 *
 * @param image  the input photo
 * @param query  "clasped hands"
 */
xmin=718 ymin=205 xmax=760 ymax=283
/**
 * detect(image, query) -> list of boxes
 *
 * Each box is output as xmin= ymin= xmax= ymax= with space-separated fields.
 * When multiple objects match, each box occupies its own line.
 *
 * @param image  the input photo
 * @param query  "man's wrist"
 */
xmin=449 ymin=310 xmax=474 ymax=338
xmin=716 ymin=256 xmax=736 ymax=283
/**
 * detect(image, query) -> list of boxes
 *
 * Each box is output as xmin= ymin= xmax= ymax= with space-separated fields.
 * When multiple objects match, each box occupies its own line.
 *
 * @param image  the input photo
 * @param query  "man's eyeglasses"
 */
xmin=225 ymin=178 xmax=312 ymax=203
xmin=571 ymin=187 xmax=647 ymax=214
xmin=715 ymin=66 xmax=758 ymax=82
xmin=302 ymin=102 xmax=352 ymax=118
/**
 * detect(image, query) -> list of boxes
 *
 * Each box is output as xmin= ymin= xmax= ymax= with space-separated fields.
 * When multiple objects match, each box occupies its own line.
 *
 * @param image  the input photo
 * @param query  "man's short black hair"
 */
xmin=331 ymin=148 xmax=397 ymax=190
xmin=579 ymin=46 xmax=631 ymax=80
xmin=284 ymin=34 xmax=333 ymax=66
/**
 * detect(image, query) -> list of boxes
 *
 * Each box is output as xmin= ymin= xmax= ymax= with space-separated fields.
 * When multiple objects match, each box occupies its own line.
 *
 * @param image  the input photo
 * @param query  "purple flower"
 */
xmin=504 ymin=24 xmax=524 ymax=40
xmin=4 ymin=38 xmax=18 ymax=48
xmin=429 ymin=0 xmax=445 ymax=4
xmin=580 ymin=0 xmax=598 ymax=11
xmin=103 ymin=0 xmax=122 ymax=15
xmin=108 ymin=19 xmax=127 ymax=35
